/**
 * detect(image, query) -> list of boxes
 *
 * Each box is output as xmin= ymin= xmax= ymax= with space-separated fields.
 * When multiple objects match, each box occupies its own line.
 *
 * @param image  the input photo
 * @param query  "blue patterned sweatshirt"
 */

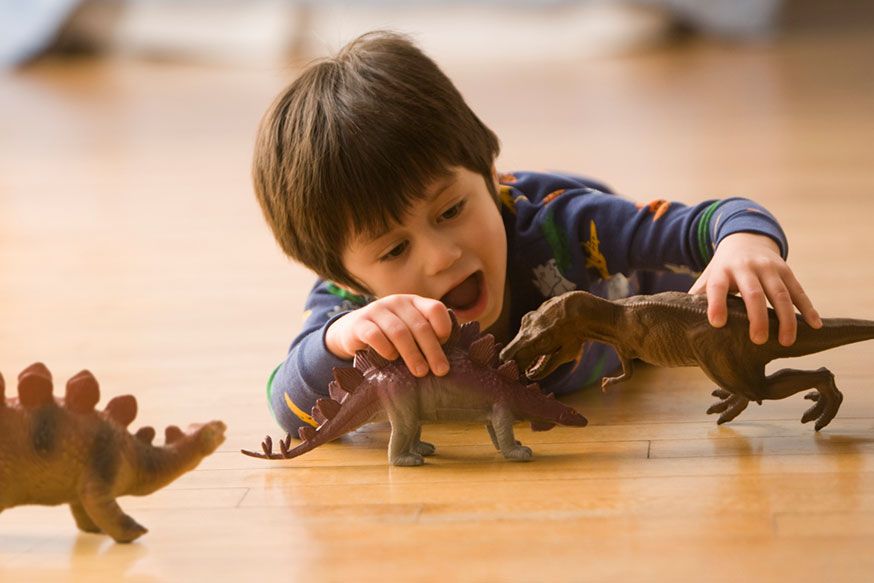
xmin=266 ymin=171 xmax=788 ymax=434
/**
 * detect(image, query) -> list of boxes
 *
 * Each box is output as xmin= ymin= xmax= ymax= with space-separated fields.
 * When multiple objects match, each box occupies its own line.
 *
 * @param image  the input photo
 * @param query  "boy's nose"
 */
xmin=423 ymin=236 xmax=462 ymax=276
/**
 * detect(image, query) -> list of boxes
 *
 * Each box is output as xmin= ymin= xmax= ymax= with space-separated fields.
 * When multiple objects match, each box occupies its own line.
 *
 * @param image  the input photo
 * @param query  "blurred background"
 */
xmin=2 ymin=0 xmax=873 ymax=68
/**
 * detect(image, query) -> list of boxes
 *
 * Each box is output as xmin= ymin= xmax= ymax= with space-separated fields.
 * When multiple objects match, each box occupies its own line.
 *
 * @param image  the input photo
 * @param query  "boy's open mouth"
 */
xmin=440 ymin=271 xmax=484 ymax=311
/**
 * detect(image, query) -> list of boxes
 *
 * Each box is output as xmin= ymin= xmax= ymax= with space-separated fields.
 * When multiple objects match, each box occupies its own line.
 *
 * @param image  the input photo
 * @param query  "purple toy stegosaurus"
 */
xmin=242 ymin=313 xmax=588 ymax=466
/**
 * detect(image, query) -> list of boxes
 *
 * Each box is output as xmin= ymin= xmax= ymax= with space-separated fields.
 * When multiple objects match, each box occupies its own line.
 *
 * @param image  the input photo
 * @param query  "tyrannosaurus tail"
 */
xmin=780 ymin=317 xmax=874 ymax=358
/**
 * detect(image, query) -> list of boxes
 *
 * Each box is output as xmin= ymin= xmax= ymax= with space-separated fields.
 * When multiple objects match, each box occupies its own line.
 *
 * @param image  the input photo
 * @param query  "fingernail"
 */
xmin=415 ymin=365 xmax=428 ymax=376
xmin=434 ymin=362 xmax=448 ymax=376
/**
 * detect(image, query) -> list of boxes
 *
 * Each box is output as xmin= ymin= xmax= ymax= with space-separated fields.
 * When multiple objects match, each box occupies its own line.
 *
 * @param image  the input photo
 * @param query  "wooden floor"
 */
xmin=1 ymin=28 xmax=873 ymax=582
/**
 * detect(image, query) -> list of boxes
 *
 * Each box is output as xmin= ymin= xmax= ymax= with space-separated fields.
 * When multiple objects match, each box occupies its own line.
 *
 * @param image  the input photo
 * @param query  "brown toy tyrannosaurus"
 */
xmin=500 ymin=291 xmax=874 ymax=430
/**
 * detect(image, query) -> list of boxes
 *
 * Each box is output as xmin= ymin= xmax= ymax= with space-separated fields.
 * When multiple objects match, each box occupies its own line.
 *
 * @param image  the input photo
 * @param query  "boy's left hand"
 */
xmin=688 ymin=232 xmax=822 ymax=346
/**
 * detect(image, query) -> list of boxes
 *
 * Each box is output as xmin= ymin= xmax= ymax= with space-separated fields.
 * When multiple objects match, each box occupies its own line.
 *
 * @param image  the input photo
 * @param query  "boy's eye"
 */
xmin=440 ymin=199 xmax=466 ymax=221
xmin=379 ymin=241 xmax=408 ymax=262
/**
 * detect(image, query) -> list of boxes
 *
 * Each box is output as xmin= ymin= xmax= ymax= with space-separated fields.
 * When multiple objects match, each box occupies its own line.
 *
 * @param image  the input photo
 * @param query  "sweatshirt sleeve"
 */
xmin=512 ymin=188 xmax=787 ymax=285
xmin=266 ymin=279 xmax=370 ymax=435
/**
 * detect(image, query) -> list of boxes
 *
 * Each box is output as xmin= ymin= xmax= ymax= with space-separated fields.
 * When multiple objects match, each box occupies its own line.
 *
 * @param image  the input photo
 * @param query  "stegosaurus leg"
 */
xmin=490 ymin=405 xmax=532 ymax=461
xmin=412 ymin=426 xmax=436 ymax=457
xmin=486 ymin=423 xmax=522 ymax=451
xmin=69 ymin=502 xmax=102 ymax=534
xmin=78 ymin=485 xmax=148 ymax=543
xmin=386 ymin=398 xmax=425 ymax=467
xmin=761 ymin=367 xmax=844 ymax=430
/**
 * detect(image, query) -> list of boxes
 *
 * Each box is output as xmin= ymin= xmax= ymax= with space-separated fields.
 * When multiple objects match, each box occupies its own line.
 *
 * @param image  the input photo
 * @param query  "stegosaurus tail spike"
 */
xmin=312 ymin=398 xmax=342 ymax=425
xmin=468 ymin=335 xmax=498 ymax=367
xmin=135 ymin=426 xmax=156 ymax=444
xmin=332 ymin=367 xmax=365 ymax=394
xmin=18 ymin=363 xmax=54 ymax=408
xmin=64 ymin=370 xmax=100 ymax=413
xmin=328 ymin=380 xmax=348 ymax=404
xmin=104 ymin=395 xmax=137 ymax=427
xmin=165 ymin=425 xmax=184 ymax=444
xmin=496 ymin=360 xmax=519 ymax=380
xmin=353 ymin=349 xmax=389 ymax=372
xmin=299 ymin=426 xmax=316 ymax=441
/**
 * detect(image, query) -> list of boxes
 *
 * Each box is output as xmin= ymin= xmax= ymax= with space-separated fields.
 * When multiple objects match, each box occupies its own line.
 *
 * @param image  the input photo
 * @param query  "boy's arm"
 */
xmin=522 ymin=190 xmax=786 ymax=280
xmin=519 ymin=189 xmax=817 ymax=343
xmin=266 ymin=280 xmax=369 ymax=435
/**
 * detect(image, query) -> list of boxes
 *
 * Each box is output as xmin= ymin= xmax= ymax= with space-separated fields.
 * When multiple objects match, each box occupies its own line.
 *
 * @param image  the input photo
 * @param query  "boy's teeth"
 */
xmin=441 ymin=273 xmax=480 ymax=309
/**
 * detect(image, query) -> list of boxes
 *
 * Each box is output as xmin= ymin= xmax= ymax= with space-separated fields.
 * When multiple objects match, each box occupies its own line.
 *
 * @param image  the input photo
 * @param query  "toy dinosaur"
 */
xmin=500 ymin=291 xmax=874 ymax=430
xmin=242 ymin=314 xmax=588 ymax=466
xmin=0 ymin=363 xmax=226 ymax=543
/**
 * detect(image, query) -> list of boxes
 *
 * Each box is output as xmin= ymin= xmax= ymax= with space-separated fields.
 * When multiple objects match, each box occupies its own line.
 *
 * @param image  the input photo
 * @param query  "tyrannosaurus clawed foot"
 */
xmin=706 ymin=389 xmax=750 ymax=425
xmin=802 ymin=386 xmax=844 ymax=430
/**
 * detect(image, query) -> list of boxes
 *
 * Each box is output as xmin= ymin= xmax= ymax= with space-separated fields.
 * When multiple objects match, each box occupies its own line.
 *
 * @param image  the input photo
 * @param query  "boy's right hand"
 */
xmin=325 ymin=294 xmax=453 ymax=377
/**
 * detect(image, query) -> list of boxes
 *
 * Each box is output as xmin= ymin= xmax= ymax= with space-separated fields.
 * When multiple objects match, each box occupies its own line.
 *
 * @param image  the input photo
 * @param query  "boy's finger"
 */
xmin=357 ymin=318 xmax=398 ymax=361
xmin=412 ymin=296 xmax=454 ymax=342
xmin=395 ymin=303 xmax=450 ymax=376
xmin=688 ymin=263 xmax=712 ymax=296
xmin=379 ymin=310 xmax=430 ymax=377
xmin=736 ymin=275 xmax=769 ymax=344
xmin=762 ymin=275 xmax=797 ymax=346
xmin=705 ymin=273 xmax=730 ymax=327
xmin=784 ymin=270 xmax=822 ymax=328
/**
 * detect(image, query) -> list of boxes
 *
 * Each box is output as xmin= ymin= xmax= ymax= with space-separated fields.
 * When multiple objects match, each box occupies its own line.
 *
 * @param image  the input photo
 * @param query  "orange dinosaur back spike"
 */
xmin=18 ymin=362 xmax=52 ymax=383
xmin=165 ymin=425 xmax=184 ymax=444
xmin=17 ymin=363 xmax=54 ymax=408
xmin=104 ymin=395 xmax=137 ymax=427
xmin=312 ymin=398 xmax=342 ymax=424
xmin=468 ymin=335 xmax=498 ymax=367
xmin=135 ymin=426 xmax=156 ymax=444
xmin=65 ymin=370 xmax=100 ymax=413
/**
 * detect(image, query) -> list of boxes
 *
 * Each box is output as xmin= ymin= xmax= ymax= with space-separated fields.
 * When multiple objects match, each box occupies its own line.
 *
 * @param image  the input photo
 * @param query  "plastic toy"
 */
xmin=501 ymin=290 xmax=874 ymax=429
xmin=0 ymin=363 xmax=226 ymax=542
xmin=243 ymin=314 xmax=588 ymax=466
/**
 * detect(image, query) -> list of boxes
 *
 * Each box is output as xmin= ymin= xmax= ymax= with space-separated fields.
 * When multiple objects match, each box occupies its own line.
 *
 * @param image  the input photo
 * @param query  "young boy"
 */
xmin=252 ymin=31 xmax=822 ymax=435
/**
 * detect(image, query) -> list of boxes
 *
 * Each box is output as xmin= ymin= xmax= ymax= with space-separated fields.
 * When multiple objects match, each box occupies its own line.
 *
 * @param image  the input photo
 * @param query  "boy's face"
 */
xmin=342 ymin=166 xmax=508 ymax=328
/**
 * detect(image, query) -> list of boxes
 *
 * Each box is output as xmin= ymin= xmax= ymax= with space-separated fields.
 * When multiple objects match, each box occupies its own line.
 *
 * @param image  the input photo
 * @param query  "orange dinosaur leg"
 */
xmin=78 ymin=486 xmax=147 ymax=543
xmin=69 ymin=502 xmax=102 ymax=534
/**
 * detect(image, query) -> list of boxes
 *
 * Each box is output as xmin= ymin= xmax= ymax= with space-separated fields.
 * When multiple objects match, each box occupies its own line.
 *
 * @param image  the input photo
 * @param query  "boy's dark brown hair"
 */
xmin=252 ymin=30 xmax=500 ymax=294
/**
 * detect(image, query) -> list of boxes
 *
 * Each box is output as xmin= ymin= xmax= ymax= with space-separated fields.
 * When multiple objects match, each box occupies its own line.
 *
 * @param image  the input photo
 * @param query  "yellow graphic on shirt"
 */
xmin=499 ymin=184 xmax=518 ymax=214
xmin=284 ymin=391 xmax=318 ymax=427
xmin=302 ymin=309 xmax=312 ymax=323
xmin=636 ymin=199 xmax=671 ymax=221
xmin=542 ymin=188 xmax=566 ymax=205
xmin=498 ymin=172 xmax=518 ymax=184
xmin=582 ymin=220 xmax=610 ymax=280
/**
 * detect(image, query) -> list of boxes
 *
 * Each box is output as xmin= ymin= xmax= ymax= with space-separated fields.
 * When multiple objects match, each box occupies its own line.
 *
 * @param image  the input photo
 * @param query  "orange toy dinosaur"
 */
xmin=0 ymin=363 xmax=225 ymax=543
